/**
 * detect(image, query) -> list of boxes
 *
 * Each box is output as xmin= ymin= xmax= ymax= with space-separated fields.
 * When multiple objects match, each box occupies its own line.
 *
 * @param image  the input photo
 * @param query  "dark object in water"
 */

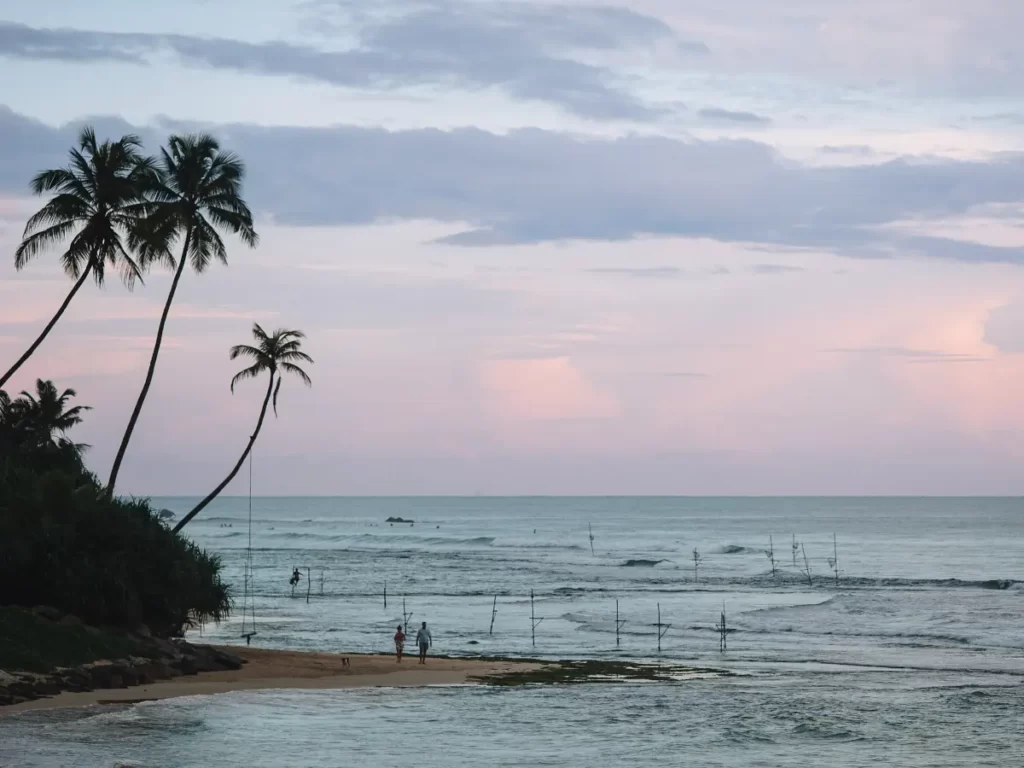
xmin=386 ymin=516 xmax=414 ymax=524
xmin=980 ymin=579 xmax=1014 ymax=590
xmin=157 ymin=509 xmax=176 ymax=520
xmin=622 ymin=559 xmax=665 ymax=567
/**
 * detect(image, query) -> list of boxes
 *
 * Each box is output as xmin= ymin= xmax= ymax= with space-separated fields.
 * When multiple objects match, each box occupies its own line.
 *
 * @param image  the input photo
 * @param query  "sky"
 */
xmin=1 ymin=0 xmax=1024 ymax=495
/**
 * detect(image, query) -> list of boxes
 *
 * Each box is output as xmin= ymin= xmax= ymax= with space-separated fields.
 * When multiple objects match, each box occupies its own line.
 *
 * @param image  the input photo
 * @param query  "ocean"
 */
xmin=3 ymin=497 xmax=1023 ymax=767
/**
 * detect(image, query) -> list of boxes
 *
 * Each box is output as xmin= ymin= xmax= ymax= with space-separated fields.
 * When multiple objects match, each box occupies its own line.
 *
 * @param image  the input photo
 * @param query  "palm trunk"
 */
xmin=107 ymin=228 xmax=192 ymax=495
xmin=0 ymin=261 xmax=93 ymax=391
xmin=173 ymin=372 xmax=275 ymax=533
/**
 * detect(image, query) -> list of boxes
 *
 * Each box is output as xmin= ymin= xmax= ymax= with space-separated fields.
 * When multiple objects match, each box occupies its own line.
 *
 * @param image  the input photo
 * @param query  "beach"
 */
xmin=2 ymin=646 xmax=538 ymax=714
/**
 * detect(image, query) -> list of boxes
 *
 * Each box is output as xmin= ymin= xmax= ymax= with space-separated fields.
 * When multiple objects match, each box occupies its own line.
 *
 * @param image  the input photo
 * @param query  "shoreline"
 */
xmin=1 ymin=647 xmax=540 ymax=715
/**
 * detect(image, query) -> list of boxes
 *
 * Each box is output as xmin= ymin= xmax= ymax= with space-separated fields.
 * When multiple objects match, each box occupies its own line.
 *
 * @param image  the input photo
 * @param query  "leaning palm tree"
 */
xmin=107 ymin=133 xmax=258 ymax=494
xmin=0 ymin=128 xmax=154 ymax=390
xmin=173 ymin=325 xmax=311 ymax=533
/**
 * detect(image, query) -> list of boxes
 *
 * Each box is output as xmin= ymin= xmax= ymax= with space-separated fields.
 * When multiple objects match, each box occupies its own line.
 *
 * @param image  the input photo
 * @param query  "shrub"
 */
xmin=0 ymin=382 xmax=231 ymax=636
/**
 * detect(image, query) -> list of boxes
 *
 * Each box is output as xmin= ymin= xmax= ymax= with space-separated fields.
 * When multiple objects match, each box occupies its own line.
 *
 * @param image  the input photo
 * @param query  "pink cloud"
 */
xmin=479 ymin=357 xmax=619 ymax=423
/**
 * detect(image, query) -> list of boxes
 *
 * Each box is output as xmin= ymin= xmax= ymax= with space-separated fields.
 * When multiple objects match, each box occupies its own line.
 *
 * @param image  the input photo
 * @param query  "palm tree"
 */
xmin=1 ymin=379 xmax=91 ymax=468
xmin=107 ymin=133 xmax=258 ymax=494
xmin=0 ymin=128 xmax=154 ymax=390
xmin=173 ymin=325 xmax=311 ymax=533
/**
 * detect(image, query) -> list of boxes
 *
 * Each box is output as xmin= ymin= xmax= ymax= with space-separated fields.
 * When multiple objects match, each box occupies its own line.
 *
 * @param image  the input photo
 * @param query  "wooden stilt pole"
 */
xmin=306 ymin=567 xmax=311 ymax=604
xmin=384 ymin=580 xmax=387 ymax=609
xmin=489 ymin=595 xmax=498 ymax=635
xmin=801 ymin=543 xmax=813 ymax=587
xmin=832 ymin=533 xmax=839 ymax=588
xmin=403 ymin=598 xmax=413 ymax=635
xmin=530 ymin=590 xmax=544 ymax=647
xmin=615 ymin=599 xmax=627 ymax=648
xmin=716 ymin=603 xmax=728 ymax=652
xmin=589 ymin=523 xmax=595 ymax=556
xmin=655 ymin=603 xmax=671 ymax=652
xmin=531 ymin=590 xmax=536 ymax=647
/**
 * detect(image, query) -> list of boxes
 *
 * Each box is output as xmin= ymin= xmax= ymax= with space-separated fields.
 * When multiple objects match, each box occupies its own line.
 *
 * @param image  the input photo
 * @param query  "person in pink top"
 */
xmin=394 ymin=625 xmax=406 ymax=662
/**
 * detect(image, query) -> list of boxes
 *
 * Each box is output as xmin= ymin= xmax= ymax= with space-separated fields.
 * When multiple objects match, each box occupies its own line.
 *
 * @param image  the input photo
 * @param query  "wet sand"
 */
xmin=2 ymin=647 xmax=539 ymax=714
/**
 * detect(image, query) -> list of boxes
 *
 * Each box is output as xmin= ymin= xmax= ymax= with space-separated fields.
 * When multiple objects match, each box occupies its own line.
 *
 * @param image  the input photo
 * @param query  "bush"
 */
xmin=1 ymin=381 xmax=231 ymax=636
xmin=0 ymin=466 xmax=231 ymax=636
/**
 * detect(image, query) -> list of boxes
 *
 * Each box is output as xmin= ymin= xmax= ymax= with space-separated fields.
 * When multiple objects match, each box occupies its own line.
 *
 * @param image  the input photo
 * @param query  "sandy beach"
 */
xmin=2 ymin=647 xmax=539 ymax=715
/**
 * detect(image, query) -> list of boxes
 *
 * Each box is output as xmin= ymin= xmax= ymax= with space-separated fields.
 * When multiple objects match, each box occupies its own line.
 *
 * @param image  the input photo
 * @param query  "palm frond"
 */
xmin=114 ymin=240 xmax=145 ymax=290
xmin=229 ymin=344 xmax=265 ymax=361
xmin=230 ymin=363 xmax=265 ymax=393
xmin=59 ymin=231 xmax=98 ymax=281
xmin=279 ymin=362 xmax=313 ymax=386
xmin=15 ymin=220 xmax=80 ymax=268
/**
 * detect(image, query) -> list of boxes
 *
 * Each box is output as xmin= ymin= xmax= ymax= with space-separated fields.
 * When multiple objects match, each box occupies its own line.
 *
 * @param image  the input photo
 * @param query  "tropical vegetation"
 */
xmin=0 ymin=126 xmax=309 ymax=641
xmin=107 ymin=133 xmax=258 ymax=495
xmin=0 ymin=382 xmax=230 ymax=635
xmin=0 ymin=128 xmax=152 ymax=390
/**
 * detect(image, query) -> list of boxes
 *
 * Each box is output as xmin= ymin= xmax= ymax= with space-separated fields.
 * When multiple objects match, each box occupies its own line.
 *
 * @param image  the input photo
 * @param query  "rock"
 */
xmin=88 ymin=663 xmax=125 ymax=689
xmin=31 ymin=605 xmax=63 ymax=622
xmin=0 ymin=688 xmax=27 ymax=707
xmin=385 ymin=516 xmax=414 ymax=523
xmin=621 ymin=559 xmax=665 ymax=567
xmin=132 ymin=661 xmax=172 ymax=682
xmin=172 ymin=657 xmax=199 ymax=676
xmin=158 ymin=508 xmax=176 ymax=520
xmin=147 ymin=637 xmax=180 ymax=659
xmin=58 ymin=614 xmax=83 ymax=626
xmin=186 ymin=648 xmax=221 ymax=673
xmin=114 ymin=665 xmax=139 ymax=687
xmin=57 ymin=668 xmax=94 ymax=693
xmin=207 ymin=647 xmax=244 ymax=670
xmin=134 ymin=624 xmax=152 ymax=639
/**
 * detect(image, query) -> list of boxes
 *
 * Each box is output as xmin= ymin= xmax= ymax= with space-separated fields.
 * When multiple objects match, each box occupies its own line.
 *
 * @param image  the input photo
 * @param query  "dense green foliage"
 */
xmin=0 ymin=383 xmax=231 ymax=636
xmin=0 ymin=606 xmax=153 ymax=673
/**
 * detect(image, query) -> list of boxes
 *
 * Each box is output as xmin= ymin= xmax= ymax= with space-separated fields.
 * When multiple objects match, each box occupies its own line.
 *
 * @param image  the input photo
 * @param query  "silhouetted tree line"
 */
xmin=0 ymin=127 xmax=313 ymax=634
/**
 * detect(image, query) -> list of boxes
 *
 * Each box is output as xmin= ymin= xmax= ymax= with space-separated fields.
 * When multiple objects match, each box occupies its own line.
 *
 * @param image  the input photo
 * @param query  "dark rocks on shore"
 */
xmin=31 ymin=605 xmax=63 ymax=622
xmin=385 ymin=516 xmax=414 ymax=524
xmin=0 ymin=618 xmax=246 ymax=708
xmin=157 ymin=509 xmax=176 ymax=521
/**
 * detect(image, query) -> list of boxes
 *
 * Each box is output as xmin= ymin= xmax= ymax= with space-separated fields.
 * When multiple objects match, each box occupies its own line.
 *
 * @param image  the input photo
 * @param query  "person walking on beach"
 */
xmin=416 ymin=621 xmax=432 ymax=664
xmin=394 ymin=625 xmax=406 ymax=663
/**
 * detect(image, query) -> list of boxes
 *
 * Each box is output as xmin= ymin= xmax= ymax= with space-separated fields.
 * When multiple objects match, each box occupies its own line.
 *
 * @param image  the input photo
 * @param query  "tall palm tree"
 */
xmin=173 ymin=325 xmax=311 ymax=533
xmin=107 ymin=133 xmax=258 ymax=494
xmin=0 ymin=128 xmax=154 ymax=390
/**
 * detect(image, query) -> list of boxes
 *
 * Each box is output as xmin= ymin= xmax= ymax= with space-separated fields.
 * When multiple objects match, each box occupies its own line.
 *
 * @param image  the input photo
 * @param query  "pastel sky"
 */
xmin=2 ymin=0 xmax=1024 ymax=495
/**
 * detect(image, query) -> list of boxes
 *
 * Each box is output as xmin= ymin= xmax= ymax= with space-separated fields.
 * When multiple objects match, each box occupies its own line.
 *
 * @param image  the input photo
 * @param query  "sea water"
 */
xmin=3 ymin=497 xmax=1023 ymax=767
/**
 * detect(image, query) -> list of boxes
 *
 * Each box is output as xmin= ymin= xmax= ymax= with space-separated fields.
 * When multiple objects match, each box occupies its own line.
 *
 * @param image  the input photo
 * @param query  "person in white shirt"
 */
xmin=415 ymin=621 xmax=432 ymax=664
